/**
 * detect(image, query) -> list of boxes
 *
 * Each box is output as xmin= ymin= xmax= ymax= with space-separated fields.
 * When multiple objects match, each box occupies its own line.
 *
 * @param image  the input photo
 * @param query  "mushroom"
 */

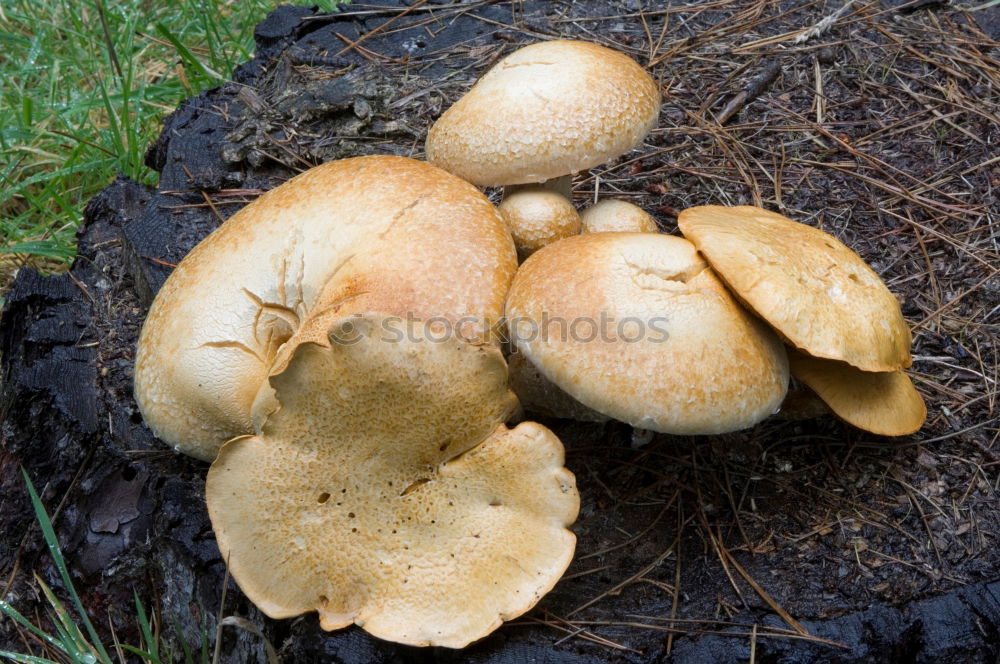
xmin=206 ymin=313 xmax=579 ymax=648
xmin=580 ymin=199 xmax=659 ymax=234
xmin=677 ymin=205 xmax=911 ymax=372
xmin=507 ymin=350 xmax=609 ymax=423
xmin=788 ymin=350 xmax=926 ymax=436
xmin=426 ymin=40 xmax=661 ymax=200
xmin=497 ymin=186 xmax=581 ymax=258
xmin=504 ymin=232 xmax=789 ymax=434
xmin=134 ymin=156 xmax=517 ymax=461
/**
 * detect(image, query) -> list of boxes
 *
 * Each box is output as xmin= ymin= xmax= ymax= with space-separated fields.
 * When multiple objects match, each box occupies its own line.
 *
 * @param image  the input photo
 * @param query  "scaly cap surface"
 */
xmin=498 ymin=187 xmax=581 ymax=257
xmin=207 ymin=314 xmax=578 ymax=648
xmin=426 ymin=40 xmax=660 ymax=186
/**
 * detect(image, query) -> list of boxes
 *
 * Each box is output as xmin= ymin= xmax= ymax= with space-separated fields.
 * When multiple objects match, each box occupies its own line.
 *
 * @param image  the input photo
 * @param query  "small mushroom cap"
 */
xmin=678 ymin=205 xmax=911 ymax=372
xmin=207 ymin=313 xmax=578 ymax=648
xmin=788 ymin=351 xmax=926 ymax=436
xmin=498 ymin=187 xmax=581 ymax=258
xmin=505 ymin=233 xmax=789 ymax=434
xmin=426 ymin=40 xmax=661 ymax=186
xmin=580 ymin=199 xmax=658 ymax=234
xmin=134 ymin=156 xmax=516 ymax=461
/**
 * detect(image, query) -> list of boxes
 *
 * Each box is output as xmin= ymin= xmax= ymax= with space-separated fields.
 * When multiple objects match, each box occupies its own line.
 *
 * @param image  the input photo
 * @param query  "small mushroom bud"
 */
xmin=498 ymin=186 xmax=581 ymax=259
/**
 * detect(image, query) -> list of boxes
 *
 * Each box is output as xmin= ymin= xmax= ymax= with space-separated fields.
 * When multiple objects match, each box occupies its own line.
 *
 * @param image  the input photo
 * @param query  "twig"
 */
xmin=716 ymin=60 xmax=783 ymax=124
xmin=330 ymin=0 xmax=432 ymax=60
xmin=794 ymin=0 xmax=860 ymax=44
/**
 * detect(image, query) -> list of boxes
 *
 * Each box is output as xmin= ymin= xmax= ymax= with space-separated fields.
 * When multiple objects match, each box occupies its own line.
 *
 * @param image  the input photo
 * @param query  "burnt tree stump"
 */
xmin=3 ymin=3 xmax=999 ymax=662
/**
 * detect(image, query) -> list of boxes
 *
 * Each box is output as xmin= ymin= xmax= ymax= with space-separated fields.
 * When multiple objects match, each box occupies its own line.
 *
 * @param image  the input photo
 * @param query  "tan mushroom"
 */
xmin=505 ymin=232 xmax=789 ymax=434
xmin=677 ymin=205 xmax=911 ymax=372
xmin=580 ymin=199 xmax=658 ymax=234
xmin=788 ymin=350 xmax=926 ymax=436
xmin=507 ymin=350 xmax=609 ymax=423
xmin=498 ymin=186 xmax=581 ymax=258
xmin=207 ymin=313 xmax=579 ymax=648
xmin=426 ymin=40 xmax=660 ymax=198
xmin=134 ymin=156 xmax=516 ymax=461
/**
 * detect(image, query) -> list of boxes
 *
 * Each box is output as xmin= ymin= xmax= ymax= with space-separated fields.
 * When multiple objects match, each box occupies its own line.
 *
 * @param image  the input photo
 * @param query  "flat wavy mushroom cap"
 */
xmin=580 ymin=199 xmax=659 ymax=234
xmin=788 ymin=350 xmax=926 ymax=436
xmin=426 ymin=40 xmax=661 ymax=199
xmin=498 ymin=186 xmax=581 ymax=258
xmin=134 ymin=156 xmax=517 ymax=462
xmin=505 ymin=233 xmax=789 ymax=434
xmin=207 ymin=313 xmax=579 ymax=649
xmin=677 ymin=205 xmax=912 ymax=372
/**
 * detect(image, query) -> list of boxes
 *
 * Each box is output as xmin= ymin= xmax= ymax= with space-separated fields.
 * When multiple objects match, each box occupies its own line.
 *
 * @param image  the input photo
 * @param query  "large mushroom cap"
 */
xmin=507 ymin=350 xmax=609 ymax=423
xmin=677 ymin=205 xmax=911 ymax=372
xmin=135 ymin=156 xmax=516 ymax=461
xmin=788 ymin=351 xmax=926 ymax=436
xmin=207 ymin=313 xmax=578 ymax=648
xmin=426 ymin=40 xmax=661 ymax=186
xmin=505 ymin=233 xmax=789 ymax=434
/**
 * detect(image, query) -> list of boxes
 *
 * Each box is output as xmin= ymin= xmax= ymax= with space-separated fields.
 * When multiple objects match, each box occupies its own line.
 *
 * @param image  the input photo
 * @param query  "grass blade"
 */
xmin=154 ymin=23 xmax=223 ymax=83
xmin=21 ymin=469 xmax=112 ymax=663
xmin=133 ymin=595 xmax=160 ymax=663
xmin=0 ymin=651 xmax=60 ymax=664
xmin=0 ymin=600 xmax=63 ymax=652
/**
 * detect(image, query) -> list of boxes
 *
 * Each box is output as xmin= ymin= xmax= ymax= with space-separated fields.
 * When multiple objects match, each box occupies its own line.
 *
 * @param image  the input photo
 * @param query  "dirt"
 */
xmin=2 ymin=1 xmax=999 ymax=662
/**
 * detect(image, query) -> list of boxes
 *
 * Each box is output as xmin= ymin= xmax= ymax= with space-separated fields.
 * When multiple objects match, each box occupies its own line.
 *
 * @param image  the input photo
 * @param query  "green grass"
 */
xmin=0 ymin=0 xmax=342 ymax=284
xmin=0 ymin=470 xmax=278 ymax=663
xmin=0 ymin=469 xmax=196 ymax=663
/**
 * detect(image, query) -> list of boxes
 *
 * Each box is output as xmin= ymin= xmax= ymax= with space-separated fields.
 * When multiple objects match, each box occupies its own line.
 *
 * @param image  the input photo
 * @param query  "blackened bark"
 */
xmin=2 ymin=3 xmax=998 ymax=663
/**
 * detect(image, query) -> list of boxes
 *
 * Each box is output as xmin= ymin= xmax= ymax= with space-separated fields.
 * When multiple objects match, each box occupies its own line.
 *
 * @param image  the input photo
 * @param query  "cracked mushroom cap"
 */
xmin=677 ymin=205 xmax=911 ymax=372
xmin=426 ymin=40 xmax=661 ymax=186
xmin=498 ymin=186 xmax=581 ymax=258
xmin=206 ymin=313 xmax=579 ymax=648
xmin=134 ymin=156 xmax=516 ymax=461
xmin=505 ymin=233 xmax=789 ymax=434
xmin=580 ymin=199 xmax=658 ymax=234
xmin=788 ymin=350 xmax=926 ymax=436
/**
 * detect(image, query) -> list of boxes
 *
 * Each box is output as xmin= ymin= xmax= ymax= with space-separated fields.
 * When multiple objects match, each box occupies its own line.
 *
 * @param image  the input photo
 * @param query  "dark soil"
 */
xmin=2 ymin=1 xmax=999 ymax=662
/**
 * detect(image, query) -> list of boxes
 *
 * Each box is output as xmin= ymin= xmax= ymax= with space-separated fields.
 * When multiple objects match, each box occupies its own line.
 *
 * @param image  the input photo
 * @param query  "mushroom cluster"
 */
xmin=498 ymin=205 xmax=924 ymax=437
xmin=135 ymin=37 xmax=925 ymax=652
xmin=425 ymin=39 xmax=922 ymax=438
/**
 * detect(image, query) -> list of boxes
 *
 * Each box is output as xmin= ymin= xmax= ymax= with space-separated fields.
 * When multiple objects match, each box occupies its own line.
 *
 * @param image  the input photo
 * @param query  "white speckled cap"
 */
xmin=505 ymin=232 xmax=789 ymax=434
xmin=134 ymin=156 xmax=517 ymax=461
xmin=426 ymin=40 xmax=661 ymax=186
xmin=678 ymin=205 xmax=912 ymax=372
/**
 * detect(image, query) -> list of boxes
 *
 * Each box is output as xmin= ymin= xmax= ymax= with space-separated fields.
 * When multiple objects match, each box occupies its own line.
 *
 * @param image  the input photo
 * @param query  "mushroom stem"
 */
xmin=504 ymin=174 xmax=573 ymax=202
